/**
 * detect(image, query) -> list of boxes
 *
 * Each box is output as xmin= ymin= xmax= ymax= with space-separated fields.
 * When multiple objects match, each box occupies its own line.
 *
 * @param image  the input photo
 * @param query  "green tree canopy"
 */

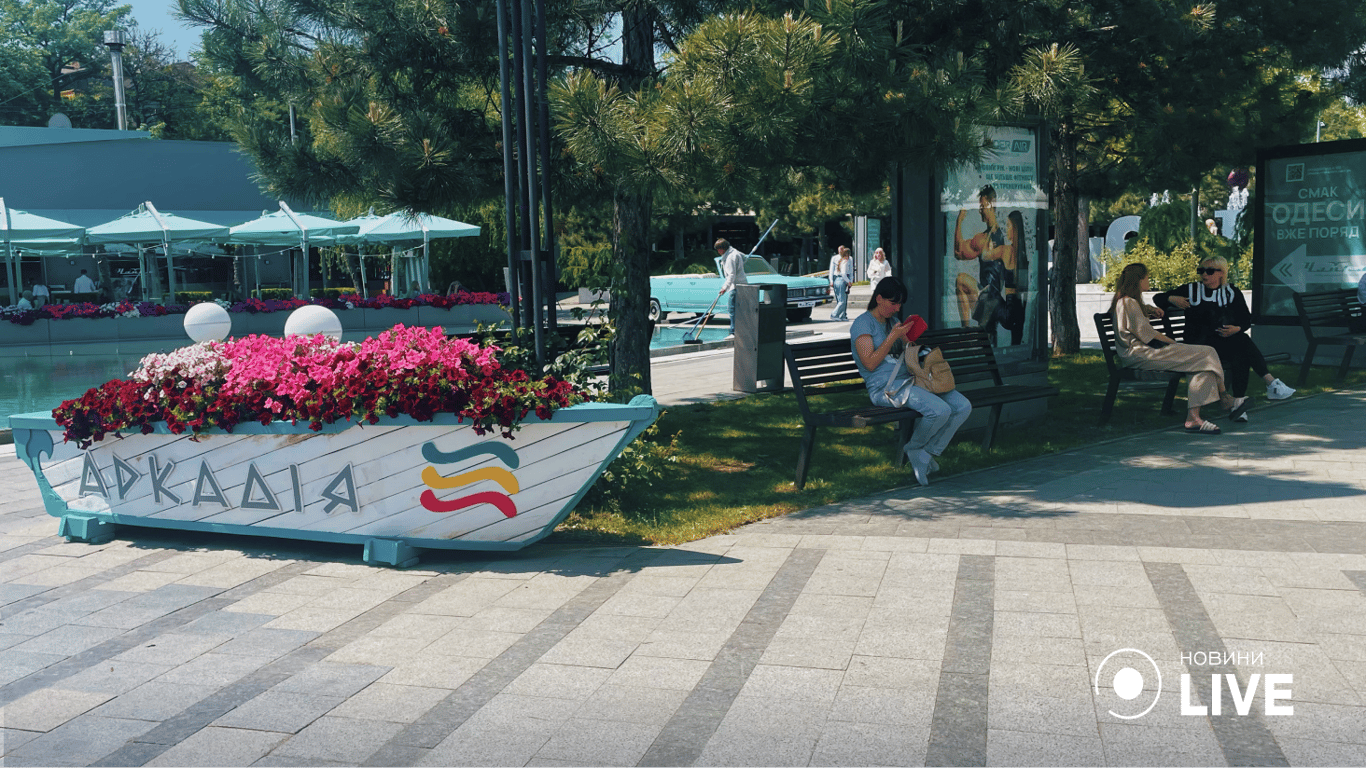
xmin=0 ymin=0 xmax=132 ymax=124
xmin=554 ymin=3 xmax=995 ymax=391
xmin=997 ymin=0 xmax=1366 ymax=353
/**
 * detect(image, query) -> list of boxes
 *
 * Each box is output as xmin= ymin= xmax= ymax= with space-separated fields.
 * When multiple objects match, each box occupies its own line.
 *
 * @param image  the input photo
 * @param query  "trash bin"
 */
xmin=733 ymin=283 xmax=787 ymax=393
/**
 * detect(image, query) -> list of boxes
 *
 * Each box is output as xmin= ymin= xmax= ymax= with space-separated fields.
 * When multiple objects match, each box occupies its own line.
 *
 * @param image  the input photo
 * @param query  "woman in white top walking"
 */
xmin=866 ymin=247 xmax=892 ymax=294
xmin=828 ymin=246 xmax=853 ymax=321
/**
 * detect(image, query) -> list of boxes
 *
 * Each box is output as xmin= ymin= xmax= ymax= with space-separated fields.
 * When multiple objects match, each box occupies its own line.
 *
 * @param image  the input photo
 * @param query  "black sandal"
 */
xmin=1184 ymin=421 xmax=1222 ymax=435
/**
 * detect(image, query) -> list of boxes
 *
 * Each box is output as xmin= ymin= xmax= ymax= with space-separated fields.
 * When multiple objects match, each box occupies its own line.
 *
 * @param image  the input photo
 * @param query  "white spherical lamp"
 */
xmin=285 ymin=305 xmax=343 ymax=341
xmin=183 ymin=302 xmax=233 ymax=343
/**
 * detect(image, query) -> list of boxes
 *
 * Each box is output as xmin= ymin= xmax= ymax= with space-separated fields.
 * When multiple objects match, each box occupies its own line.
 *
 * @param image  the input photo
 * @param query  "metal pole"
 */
xmin=144 ymin=201 xmax=176 ymax=303
xmin=278 ymin=201 xmax=309 ymax=298
xmin=535 ymin=0 xmax=556 ymax=332
xmin=137 ymin=246 xmax=148 ymax=301
xmin=421 ymin=222 xmax=431 ymax=294
xmin=1 ymin=198 xmax=17 ymax=305
xmin=103 ymin=32 xmax=128 ymax=131
xmin=511 ymin=0 xmax=533 ymax=335
xmin=496 ymin=0 xmax=521 ymax=335
xmin=520 ymin=0 xmax=544 ymax=367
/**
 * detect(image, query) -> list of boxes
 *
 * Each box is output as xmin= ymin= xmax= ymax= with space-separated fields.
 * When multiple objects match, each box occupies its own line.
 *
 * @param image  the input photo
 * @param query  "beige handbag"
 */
xmin=905 ymin=344 xmax=956 ymax=394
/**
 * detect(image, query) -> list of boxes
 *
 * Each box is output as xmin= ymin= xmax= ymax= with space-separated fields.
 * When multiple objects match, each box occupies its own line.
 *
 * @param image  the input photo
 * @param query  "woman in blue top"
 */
xmin=850 ymin=277 xmax=972 ymax=486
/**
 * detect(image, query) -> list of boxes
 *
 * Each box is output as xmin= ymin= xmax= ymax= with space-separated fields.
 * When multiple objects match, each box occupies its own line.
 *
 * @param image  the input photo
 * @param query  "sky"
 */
xmin=121 ymin=0 xmax=204 ymax=60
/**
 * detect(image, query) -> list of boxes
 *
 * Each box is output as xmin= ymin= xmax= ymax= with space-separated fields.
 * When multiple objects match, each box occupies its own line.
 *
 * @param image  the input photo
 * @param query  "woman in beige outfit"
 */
xmin=1110 ymin=263 xmax=1249 ymax=434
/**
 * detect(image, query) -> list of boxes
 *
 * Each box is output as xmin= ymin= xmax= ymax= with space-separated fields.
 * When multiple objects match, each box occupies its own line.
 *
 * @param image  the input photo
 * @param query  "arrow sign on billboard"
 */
xmin=1270 ymin=245 xmax=1366 ymax=291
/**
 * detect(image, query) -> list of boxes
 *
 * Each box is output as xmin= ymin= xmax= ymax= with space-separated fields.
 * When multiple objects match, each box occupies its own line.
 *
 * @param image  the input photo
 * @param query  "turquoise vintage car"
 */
xmin=648 ymin=256 xmax=833 ymax=323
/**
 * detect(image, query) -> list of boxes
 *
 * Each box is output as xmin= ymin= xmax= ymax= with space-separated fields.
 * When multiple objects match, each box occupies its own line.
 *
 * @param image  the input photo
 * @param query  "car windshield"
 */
xmin=742 ymin=256 xmax=777 ymax=275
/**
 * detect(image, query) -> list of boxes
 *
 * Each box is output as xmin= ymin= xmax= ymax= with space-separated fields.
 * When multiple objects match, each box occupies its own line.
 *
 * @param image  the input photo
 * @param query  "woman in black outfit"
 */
xmin=1152 ymin=257 xmax=1295 ymax=420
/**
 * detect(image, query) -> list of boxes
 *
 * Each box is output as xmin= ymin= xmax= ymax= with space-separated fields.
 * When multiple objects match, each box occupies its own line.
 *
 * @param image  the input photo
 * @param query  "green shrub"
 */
xmin=654 ymin=248 xmax=720 ymax=276
xmin=310 ymin=287 xmax=356 ymax=299
xmin=176 ymin=291 xmax=216 ymax=305
xmin=254 ymin=288 xmax=293 ymax=300
xmin=581 ymin=421 xmax=681 ymax=517
xmin=1100 ymin=240 xmax=1252 ymax=291
xmin=558 ymin=244 xmax=613 ymax=292
xmin=1134 ymin=201 xmax=1192 ymax=253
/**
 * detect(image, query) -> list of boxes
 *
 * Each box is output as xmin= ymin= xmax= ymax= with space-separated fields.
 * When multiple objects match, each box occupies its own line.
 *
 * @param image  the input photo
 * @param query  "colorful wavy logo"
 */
xmin=418 ymin=442 xmax=520 ymax=518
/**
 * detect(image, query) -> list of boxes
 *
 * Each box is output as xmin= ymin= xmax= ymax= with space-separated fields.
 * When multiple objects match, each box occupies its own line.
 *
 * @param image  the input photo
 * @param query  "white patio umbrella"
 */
xmin=86 ymin=203 xmax=229 ymax=303
xmin=227 ymin=203 xmax=360 ymax=298
xmin=0 ymin=198 xmax=86 ymax=304
xmin=340 ymin=210 xmax=385 ymax=299
xmin=356 ymin=211 xmax=480 ymax=294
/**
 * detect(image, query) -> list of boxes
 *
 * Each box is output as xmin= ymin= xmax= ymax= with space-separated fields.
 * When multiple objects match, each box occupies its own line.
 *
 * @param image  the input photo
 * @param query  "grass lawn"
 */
xmin=555 ymin=353 xmax=1364 ymax=546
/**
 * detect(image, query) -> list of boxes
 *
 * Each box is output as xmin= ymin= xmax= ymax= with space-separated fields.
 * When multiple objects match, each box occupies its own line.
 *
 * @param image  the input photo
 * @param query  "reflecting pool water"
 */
xmin=650 ymin=324 xmax=729 ymax=349
xmin=1 ymin=351 xmax=149 ymax=424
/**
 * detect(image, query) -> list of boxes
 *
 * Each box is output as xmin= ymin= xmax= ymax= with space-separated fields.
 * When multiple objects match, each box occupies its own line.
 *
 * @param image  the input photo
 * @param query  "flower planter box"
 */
xmin=2 ymin=321 xmax=51 ymax=346
xmin=363 ymin=308 xmax=411 ymax=332
xmin=113 ymin=315 xmax=185 ymax=342
xmin=49 ymin=317 xmax=116 ymax=344
xmin=9 ymin=397 xmax=658 ymax=567
xmin=231 ymin=313 xmax=287 ymax=338
xmin=2 ymin=301 xmax=512 ymax=348
xmin=422 ymin=305 xmax=512 ymax=331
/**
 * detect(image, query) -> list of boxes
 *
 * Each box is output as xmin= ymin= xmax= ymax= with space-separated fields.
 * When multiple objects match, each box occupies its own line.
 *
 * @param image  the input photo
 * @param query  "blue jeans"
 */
xmin=872 ymin=376 xmax=972 ymax=456
xmin=726 ymin=290 xmax=736 ymax=334
xmin=831 ymin=278 xmax=849 ymax=320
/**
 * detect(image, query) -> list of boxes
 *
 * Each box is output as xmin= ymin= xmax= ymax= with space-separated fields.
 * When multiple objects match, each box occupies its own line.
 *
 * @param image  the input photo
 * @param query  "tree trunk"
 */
xmin=610 ymin=189 xmax=652 ymax=395
xmin=607 ymin=4 xmax=656 ymax=396
xmin=1075 ymin=195 xmax=1091 ymax=284
xmin=345 ymin=250 xmax=364 ymax=294
xmin=1049 ymin=121 xmax=1081 ymax=355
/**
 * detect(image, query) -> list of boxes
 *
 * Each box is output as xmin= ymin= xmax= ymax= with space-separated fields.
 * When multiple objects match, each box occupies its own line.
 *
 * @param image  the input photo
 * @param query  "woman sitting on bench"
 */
xmin=851 ymin=276 xmax=972 ymax=486
xmin=1152 ymin=256 xmax=1294 ymax=413
xmin=1111 ymin=263 xmax=1249 ymax=435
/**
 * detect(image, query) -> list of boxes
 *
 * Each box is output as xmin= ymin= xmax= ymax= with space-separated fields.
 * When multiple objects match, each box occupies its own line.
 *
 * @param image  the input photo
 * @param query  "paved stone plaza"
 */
xmin=1 ymin=384 xmax=1364 ymax=766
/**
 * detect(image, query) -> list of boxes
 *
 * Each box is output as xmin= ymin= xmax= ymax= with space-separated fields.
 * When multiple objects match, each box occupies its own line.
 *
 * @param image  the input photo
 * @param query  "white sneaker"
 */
xmin=905 ymin=448 xmax=932 ymax=487
xmin=1266 ymin=379 xmax=1295 ymax=400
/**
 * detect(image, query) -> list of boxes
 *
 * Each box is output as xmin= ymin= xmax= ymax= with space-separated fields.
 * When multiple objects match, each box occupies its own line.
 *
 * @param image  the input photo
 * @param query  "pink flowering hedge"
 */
xmin=1 ymin=291 xmax=509 ymax=326
xmin=53 ymin=325 xmax=582 ymax=448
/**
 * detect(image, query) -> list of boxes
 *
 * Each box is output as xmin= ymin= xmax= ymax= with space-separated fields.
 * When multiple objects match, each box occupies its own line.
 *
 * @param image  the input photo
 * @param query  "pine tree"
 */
xmin=998 ymin=0 xmax=1366 ymax=354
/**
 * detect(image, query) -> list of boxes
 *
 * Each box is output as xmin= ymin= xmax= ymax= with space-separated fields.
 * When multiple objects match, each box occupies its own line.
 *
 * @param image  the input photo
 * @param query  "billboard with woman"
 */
xmin=940 ymin=125 xmax=1047 ymax=355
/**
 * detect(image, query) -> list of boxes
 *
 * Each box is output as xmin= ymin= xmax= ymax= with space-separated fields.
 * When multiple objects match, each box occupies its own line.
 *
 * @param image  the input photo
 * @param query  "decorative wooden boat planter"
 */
xmin=9 ymin=396 xmax=657 ymax=567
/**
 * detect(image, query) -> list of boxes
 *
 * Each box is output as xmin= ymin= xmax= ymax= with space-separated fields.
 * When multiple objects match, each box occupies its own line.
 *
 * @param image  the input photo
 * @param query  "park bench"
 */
xmin=1095 ymin=310 xmax=1292 ymax=424
xmin=1292 ymin=288 xmax=1366 ymax=386
xmin=783 ymin=328 xmax=1058 ymax=490
xmin=1094 ymin=311 xmax=1190 ymax=424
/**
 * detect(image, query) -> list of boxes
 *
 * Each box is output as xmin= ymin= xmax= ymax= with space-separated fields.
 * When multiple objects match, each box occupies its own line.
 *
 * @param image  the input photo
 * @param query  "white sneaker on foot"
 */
xmin=905 ymin=447 xmax=931 ymax=487
xmin=1266 ymin=378 xmax=1295 ymax=400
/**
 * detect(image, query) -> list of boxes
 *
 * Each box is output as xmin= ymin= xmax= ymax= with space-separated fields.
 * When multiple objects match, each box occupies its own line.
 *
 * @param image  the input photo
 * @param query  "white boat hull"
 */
xmin=9 ymin=397 xmax=659 ymax=564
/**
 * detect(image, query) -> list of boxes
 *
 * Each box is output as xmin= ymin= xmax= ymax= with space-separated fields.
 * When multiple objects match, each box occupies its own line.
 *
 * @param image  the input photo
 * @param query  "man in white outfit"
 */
xmin=74 ymin=269 xmax=98 ymax=294
xmin=716 ymin=238 xmax=748 ymax=336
